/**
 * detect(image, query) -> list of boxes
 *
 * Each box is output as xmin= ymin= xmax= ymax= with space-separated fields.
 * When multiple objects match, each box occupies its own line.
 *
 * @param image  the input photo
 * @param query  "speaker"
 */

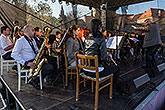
xmin=157 ymin=63 xmax=165 ymax=72
xmin=133 ymin=74 xmax=150 ymax=88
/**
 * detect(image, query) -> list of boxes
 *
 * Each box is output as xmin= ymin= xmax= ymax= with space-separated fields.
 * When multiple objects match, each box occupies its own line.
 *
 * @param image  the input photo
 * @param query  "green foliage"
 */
xmin=26 ymin=1 xmax=56 ymax=29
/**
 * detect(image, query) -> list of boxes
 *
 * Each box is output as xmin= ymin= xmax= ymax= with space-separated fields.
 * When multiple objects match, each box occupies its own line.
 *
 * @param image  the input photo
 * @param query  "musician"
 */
xmin=65 ymin=25 xmax=83 ymax=66
xmin=84 ymin=19 xmax=120 ymax=92
xmin=18 ymin=27 xmax=24 ymax=38
xmin=132 ymin=19 xmax=162 ymax=76
xmin=102 ymin=29 xmax=111 ymax=42
xmin=0 ymin=26 xmax=14 ymax=60
xmin=11 ymin=20 xmax=19 ymax=40
xmin=34 ymin=27 xmax=44 ymax=49
xmin=13 ymin=27 xmax=24 ymax=41
xmin=52 ymin=31 xmax=62 ymax=53
xmin=52 ymin=31 xmax=65 ymax=73
xmin=34 ymin=27 xmax=58 ymax=84
xmin=11 ymin=25 xmax=55 ymax=89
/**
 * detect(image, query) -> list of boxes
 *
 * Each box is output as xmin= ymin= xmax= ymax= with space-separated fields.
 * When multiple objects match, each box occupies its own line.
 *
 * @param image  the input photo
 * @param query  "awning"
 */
xmin=61 ymin=0 xmax=153 ymax=8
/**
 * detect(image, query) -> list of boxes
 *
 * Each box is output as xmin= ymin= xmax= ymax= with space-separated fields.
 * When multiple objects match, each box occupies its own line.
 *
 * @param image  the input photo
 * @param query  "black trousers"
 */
xmin=2 ymin=51 xmax=14 ymax=60
xmin=145 ymin=45 xmax=160 ymax=67
xmin=84 ymin=65 xmax=120 ymax=88
xmin=24 ymin=61 xmax=55 ymax=83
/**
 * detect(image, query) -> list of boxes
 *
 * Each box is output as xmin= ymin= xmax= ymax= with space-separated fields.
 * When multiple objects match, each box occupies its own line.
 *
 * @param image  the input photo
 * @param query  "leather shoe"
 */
xmin=29 ymin=81 xmax=40 ymax=90
xmin=12 ymin=65 xmax=17 ymax=71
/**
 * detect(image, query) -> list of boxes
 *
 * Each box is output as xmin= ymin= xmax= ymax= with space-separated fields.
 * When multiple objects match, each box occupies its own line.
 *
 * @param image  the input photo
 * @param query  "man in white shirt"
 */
xmin=12 ymin=25 xmax=54 ymax=90
xmin=0 ymin=26 xmax=14 ymax=60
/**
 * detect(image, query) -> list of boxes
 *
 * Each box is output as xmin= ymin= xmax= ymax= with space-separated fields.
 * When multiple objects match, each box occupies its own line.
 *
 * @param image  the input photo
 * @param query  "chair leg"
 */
xmin=65 ymin=68 xmax=68 ymax=87
xmin=18 ymin=72 xmax=21 ymax=91
xmin=70 ymin=69 xmax=73 ymax=80
xmin=76 ymin=73 xmax=80 ymax=101
xmin=83 ymin=79 xmax=86 ymax=87
xmin=7 ymin=62 xmax=9 ymax=73
xmin=25 ymin=72 xmax=28 ymax=84
xmin=95 ymin=81 xmax=99 ymax=110
xmin=1 ymin=62 xmax=3 ymax=75
xmin=91 ymin=81 xmax=94 ymax=92
xmin=39 ymin=71 xmax=43 ymax=90
xmin=109 ymin=76 xmax=113 ymax=99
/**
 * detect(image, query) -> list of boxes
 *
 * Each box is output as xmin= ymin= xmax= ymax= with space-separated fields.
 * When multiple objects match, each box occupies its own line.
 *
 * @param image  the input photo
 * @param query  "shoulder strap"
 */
xmin=24 ymin=35 xmax=37 ymax=55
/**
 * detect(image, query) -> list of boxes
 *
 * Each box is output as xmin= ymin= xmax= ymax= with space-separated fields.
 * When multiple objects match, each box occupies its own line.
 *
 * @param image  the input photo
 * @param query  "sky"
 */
xmin=27 ymin=0 xmax=91 ymax=19
xmin=27 ymin=0 xmax=165 ymax=18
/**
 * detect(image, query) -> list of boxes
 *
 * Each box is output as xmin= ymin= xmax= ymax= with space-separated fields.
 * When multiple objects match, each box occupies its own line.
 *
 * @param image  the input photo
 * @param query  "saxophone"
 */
xmin=28 ymin=27 xmax=52 ymax=82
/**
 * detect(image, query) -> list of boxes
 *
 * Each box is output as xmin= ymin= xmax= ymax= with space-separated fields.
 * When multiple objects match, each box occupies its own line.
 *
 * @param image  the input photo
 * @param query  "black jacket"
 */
xmin=84 ymin=32 xmax=111 ymax=65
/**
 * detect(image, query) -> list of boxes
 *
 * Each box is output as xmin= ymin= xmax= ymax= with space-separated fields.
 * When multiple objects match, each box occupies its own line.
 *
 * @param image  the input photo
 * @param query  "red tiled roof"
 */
xmin=138 ymin=8 xmax=165 ymax=20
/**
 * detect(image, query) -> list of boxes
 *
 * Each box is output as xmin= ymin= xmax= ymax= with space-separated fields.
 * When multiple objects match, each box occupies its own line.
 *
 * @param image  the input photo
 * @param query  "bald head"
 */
xmin=24 ymin=25 xmax=35 ymax=38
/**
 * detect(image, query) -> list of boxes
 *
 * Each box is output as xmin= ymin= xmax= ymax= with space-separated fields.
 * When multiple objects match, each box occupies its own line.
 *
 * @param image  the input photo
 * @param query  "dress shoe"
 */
xmin=29 ymin=80 xmax=40 ymax=90
xmin=71 ymin=104 xmax=82 ymax=110
xmin=12 ymin=65 xmax=17 ymax=71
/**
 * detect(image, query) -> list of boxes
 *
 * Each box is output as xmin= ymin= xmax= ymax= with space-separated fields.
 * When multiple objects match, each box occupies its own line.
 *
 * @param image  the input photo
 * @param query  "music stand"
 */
xmin=106 ymin=36 xmax=124 ymax=59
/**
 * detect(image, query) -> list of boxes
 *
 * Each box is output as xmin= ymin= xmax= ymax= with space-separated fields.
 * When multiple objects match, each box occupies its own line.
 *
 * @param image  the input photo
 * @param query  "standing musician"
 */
xmin=65 ymin=25 xmax=83 ymax=66
xmin=132 ymin=19 xmax=162 ymax=76
xmin=11 ymin=25 xmax=55 ymax=89
xmin=84 ymin=19 xmax=120 ymax=93
xmin=0 ymin=26 xmax=14 ymax=60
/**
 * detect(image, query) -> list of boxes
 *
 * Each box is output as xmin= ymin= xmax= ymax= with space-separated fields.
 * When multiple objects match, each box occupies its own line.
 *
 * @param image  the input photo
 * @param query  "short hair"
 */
xmin=56 ymin=31 xmax=61 ymax=35
xmin=34 ymin=27 xmax=40 ymax=32
xmin=1 ymin=26 xmax=9 ymax=33
xmin=24 ymin=25 xmax=32 ymax=32
xmin=14 ymin=20 xmax=19 ymax=24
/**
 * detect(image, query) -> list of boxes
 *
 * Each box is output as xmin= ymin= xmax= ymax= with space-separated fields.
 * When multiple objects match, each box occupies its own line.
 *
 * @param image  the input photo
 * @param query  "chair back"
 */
xmin=75 ymin=53 xmax=99 ymax=78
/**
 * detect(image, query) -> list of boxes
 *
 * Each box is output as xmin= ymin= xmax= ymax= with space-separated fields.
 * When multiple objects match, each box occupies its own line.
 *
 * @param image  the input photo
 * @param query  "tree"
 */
xmin=34 ymin=1 xmax=53 ymax=17
xmin=26 ymin=1 xmax=56 ymax=29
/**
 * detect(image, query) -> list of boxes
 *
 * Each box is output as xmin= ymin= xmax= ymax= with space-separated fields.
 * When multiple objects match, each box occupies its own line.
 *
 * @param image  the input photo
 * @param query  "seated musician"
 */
xmin=52 ymin=31 xmax=62 ymax=54
xmin=34 ymin=27 xmax=44 ymax=49
xmin=11 ymin=21 xmax=19 ymax=40
xmin=17 ymin=27 xmax=24 ymax=38
xmin=11 ymin=25 xmax=55 ymax=89
xmin=84 ymin=19 xmax=120 ymax=92
xmin=102 ymin=29 xmax=111 ymax=42
xmin=65 ymin=25 xmax=83 ymax=66
xmin=0 ymin=26 xmax=14 ymax=60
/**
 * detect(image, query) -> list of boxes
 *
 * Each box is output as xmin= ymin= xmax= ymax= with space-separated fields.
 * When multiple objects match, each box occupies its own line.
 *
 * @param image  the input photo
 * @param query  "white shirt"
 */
xmin=11 ymin=36 xmax=39 ymax=65
xmin=0 ymin=34 xmax=13 ymax=55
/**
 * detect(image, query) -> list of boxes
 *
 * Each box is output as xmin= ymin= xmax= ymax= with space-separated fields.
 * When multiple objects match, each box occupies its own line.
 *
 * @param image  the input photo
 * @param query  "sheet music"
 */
xmin=106 ymin=36 xmax=123 ymax=49
xmin=129 ymin=38 xmax=139 ymax=42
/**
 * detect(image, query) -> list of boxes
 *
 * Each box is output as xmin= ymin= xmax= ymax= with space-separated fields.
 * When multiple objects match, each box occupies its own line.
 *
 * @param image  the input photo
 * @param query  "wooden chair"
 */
xmin=17 ymin=62 xmax=42 ymax=91
xmin=75 ymin=53 xmax=113 ymax=110
xmin=63 ymin=44 xmax=76 ymax=87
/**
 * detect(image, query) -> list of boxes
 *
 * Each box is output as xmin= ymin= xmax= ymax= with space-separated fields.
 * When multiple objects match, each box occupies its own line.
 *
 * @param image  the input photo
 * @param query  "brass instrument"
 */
xmin=28 ymin=27 xmax=51 ymax=82
xmin=28 ymin=37 xmax=47 ymax=82
xmin=44 ymin=27 xmax=52 ymax=55
xmin=12 ymin=26 xmax=21 ymax=44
